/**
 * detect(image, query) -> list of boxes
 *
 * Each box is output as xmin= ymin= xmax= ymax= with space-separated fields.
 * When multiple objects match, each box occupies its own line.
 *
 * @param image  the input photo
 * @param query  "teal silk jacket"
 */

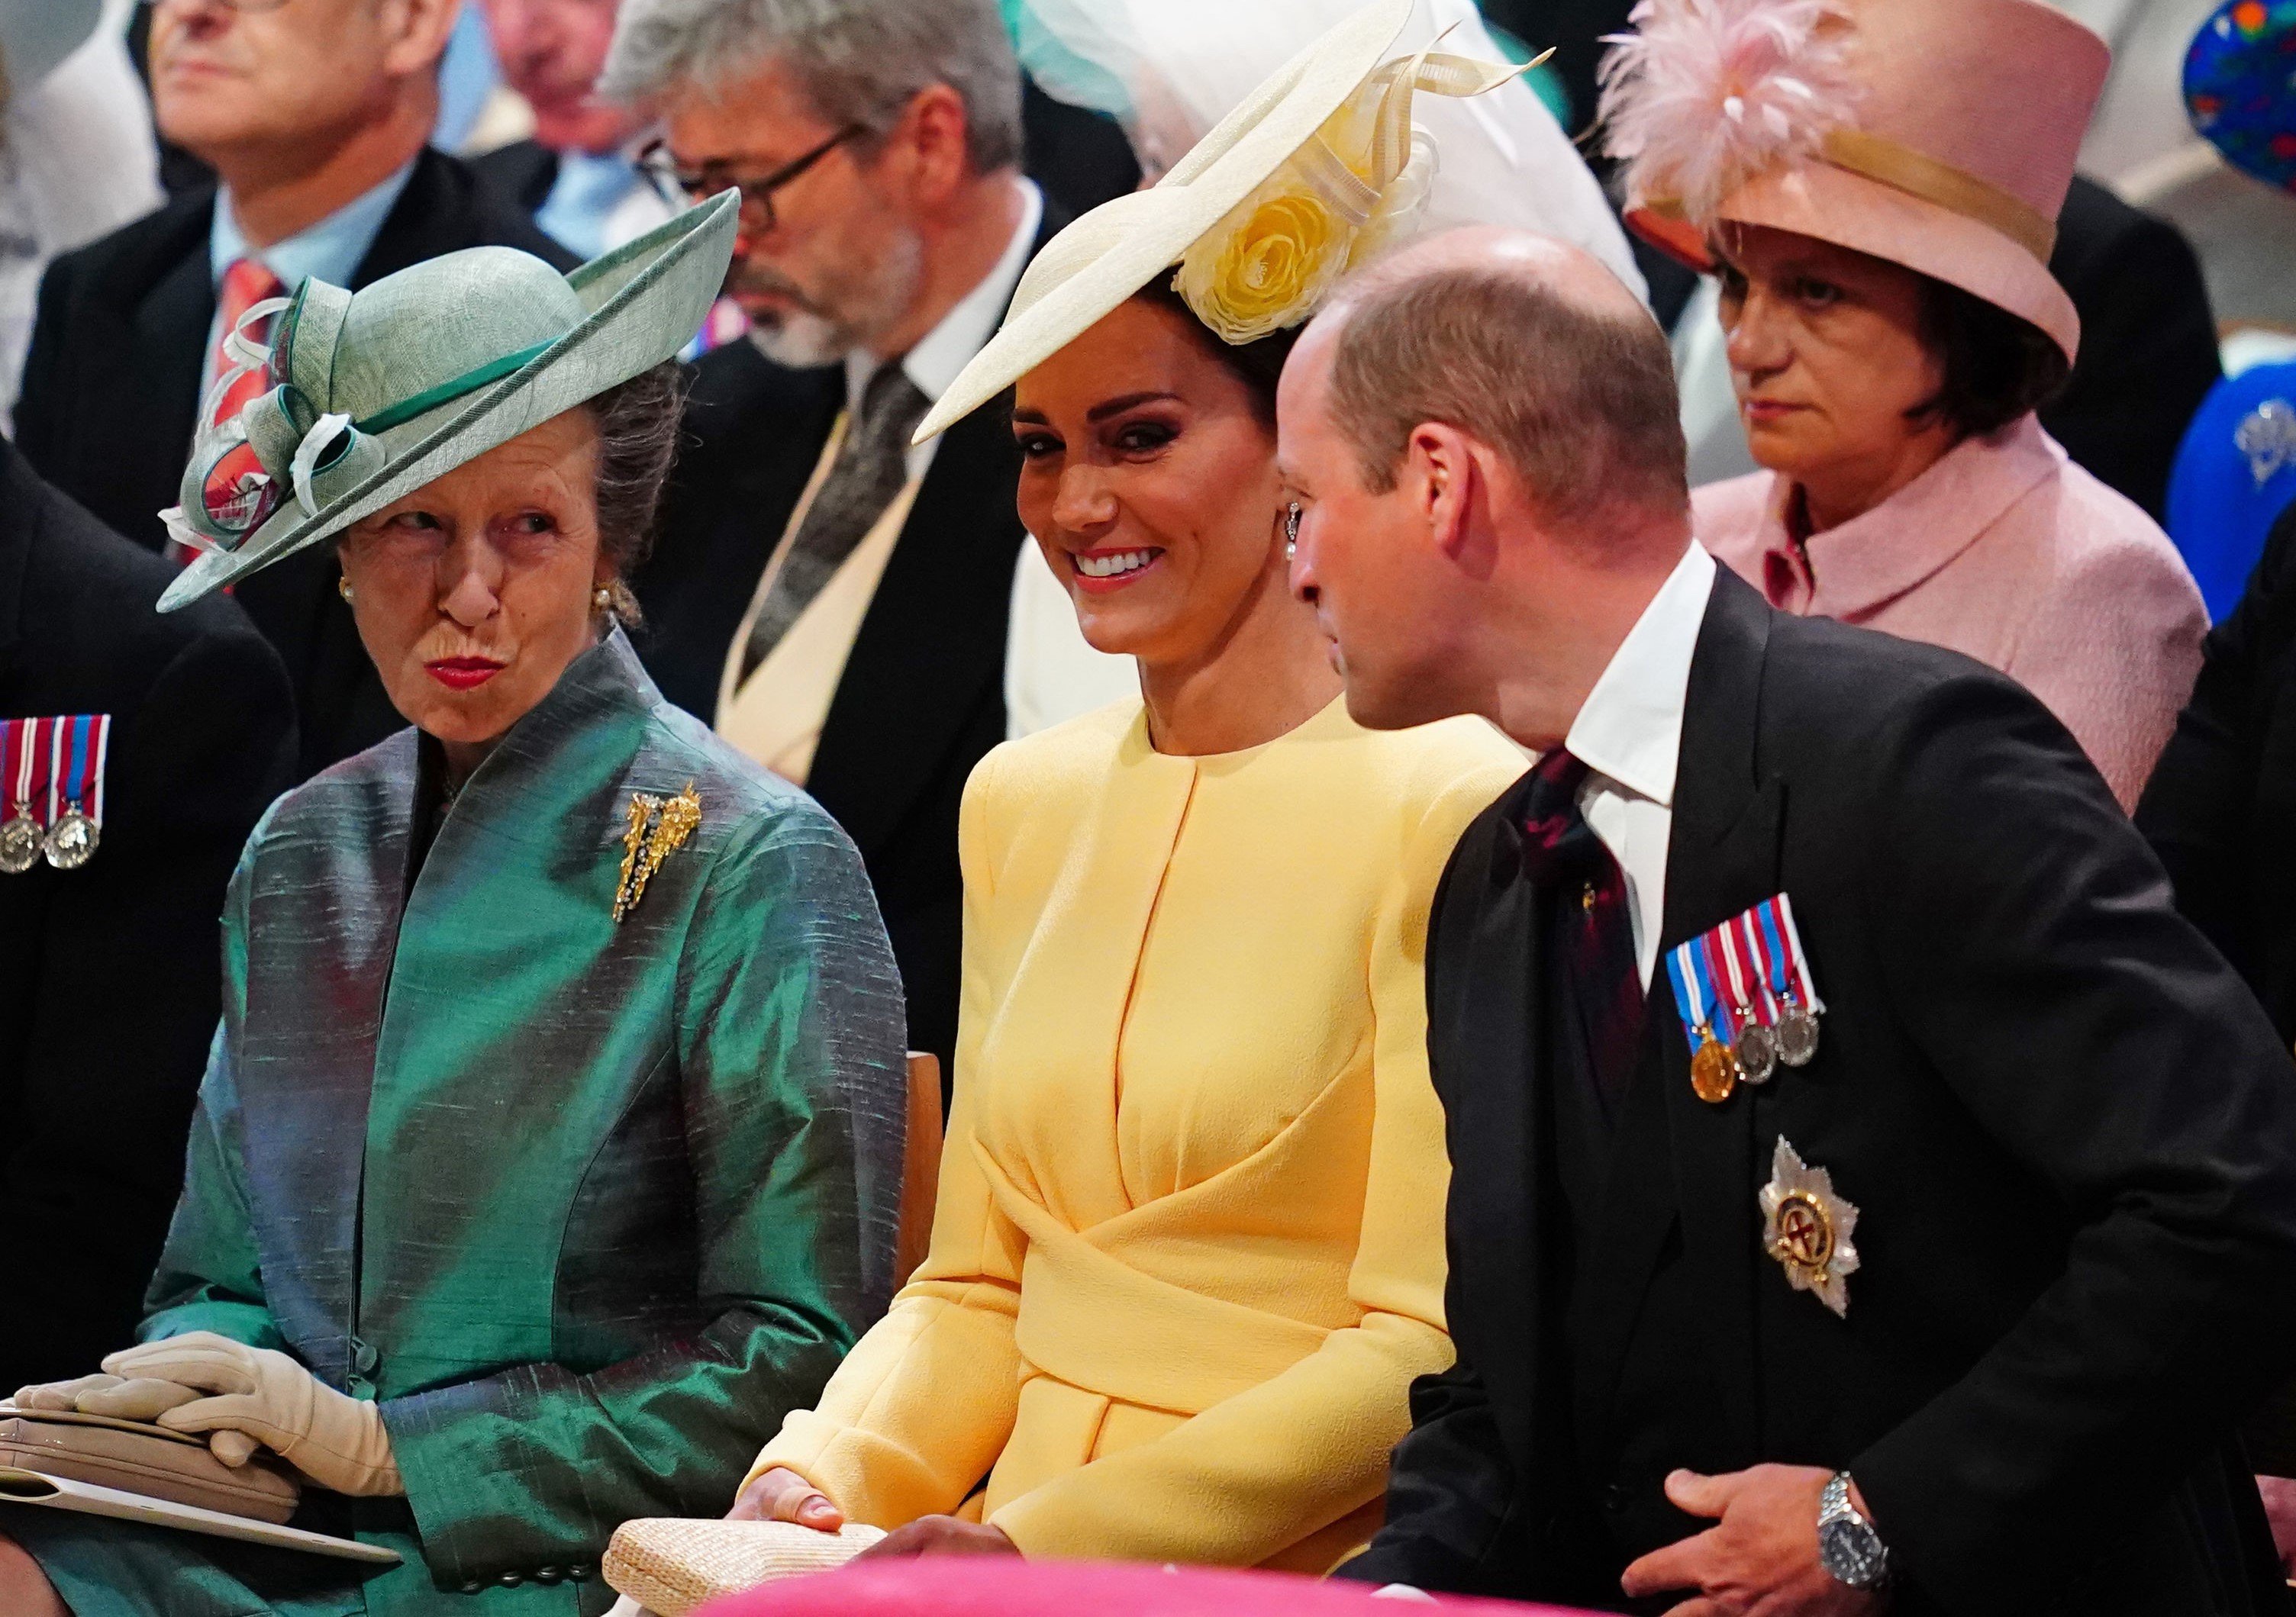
xmin=14 ymin=631 xmax=906 ymax=1615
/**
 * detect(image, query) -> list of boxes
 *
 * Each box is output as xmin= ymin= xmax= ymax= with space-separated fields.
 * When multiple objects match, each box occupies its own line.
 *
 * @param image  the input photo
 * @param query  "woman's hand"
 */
xmin=11 ymin=1369 xmax=261 ymax=1466
xmin=101 ymin=1333 xmax=401 ymax=1496
xmin=853 ymin=1517 xmax=1019 ymax=1559
xmin=728 ymin=1466 xmax=844 ymax=1531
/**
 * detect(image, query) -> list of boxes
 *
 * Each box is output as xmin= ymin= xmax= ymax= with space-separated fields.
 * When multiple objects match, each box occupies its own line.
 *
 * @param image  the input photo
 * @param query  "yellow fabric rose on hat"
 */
xmin=1175 ymin=180 xmax=1355 ymax=345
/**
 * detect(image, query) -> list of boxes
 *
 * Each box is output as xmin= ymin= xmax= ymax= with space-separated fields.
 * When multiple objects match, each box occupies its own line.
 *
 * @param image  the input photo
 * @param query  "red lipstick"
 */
xmin=426 ymin=656 xmax=505 ymax=691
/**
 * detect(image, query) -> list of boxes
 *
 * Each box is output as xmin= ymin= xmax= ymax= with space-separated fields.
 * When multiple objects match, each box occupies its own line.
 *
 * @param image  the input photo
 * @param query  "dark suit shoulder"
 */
xmin=362 ymin=147 xmax=578 ymax=283
xmin=8 ymin=452 xmax=277 ymax=699
xmin=2051 ymin=174 xmax=2185 ymax=283
xmin=467 ymin=139 xmax=559 ymax=214
xmin=1764 ymin=599 xmax=2046 ymax=728
xmin=34 ymin=184 xmax=213 ymax=310
xmin=682 ymin=340 xmax=843 ymax=444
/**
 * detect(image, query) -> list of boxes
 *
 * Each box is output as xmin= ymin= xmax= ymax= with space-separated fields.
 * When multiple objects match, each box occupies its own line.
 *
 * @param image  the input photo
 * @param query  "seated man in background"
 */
xmin=602 ymin=0 xmax=1126 ymax=1080
xmin=16 ymin=0 xmax=573 ymax=780
xmin=1288 ymin=227 xmax=2296 ymax=1615
xmin=470 ymin=0 xmax=679 ymax=259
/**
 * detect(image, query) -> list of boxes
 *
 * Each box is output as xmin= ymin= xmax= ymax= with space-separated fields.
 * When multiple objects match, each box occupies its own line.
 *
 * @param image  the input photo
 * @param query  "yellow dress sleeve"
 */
xmin=986 ymin=757 xmax=1506 ymax=1565
xmin=743 ymin=755 xmax=1032 ymax=1525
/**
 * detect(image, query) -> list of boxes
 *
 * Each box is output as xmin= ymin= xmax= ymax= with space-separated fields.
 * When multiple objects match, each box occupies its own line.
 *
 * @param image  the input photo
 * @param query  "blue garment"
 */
xmin=2166 ymin=359 xmax=2296 ymax=622
xmin=534 ymin=150 xmax=643 ymax=263
xmin=208 ymin=161 xmax=414 ymax=294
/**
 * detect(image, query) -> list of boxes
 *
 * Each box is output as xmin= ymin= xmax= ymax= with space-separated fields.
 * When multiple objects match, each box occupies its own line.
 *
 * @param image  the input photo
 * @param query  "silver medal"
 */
xmin=43 ymin=806 xmax=97 ymax=871
xmin=1734 ymin=1019 xmax=1779 ymax=1084
xmin=0 ymin=806 xmax=41 ymax=875
xmin=1776 ymin=1002 xmax=1820 ymax=1066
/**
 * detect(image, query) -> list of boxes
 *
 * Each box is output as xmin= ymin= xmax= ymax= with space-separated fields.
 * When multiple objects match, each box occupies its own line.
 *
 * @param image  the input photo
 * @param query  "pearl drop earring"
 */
xmin=337 ymin=575 xmax=355 ymax=604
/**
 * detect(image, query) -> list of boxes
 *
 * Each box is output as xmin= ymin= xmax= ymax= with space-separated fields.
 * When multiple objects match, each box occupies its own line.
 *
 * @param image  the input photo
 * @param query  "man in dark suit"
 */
xmin=17 ymin=0 xmax=573 ymax=778
xmin=1281 ymin=229 xmax=2296 ymax=1615
xmin=2041 ymin=174 xmax=2222 ymax=524
xmin=604 ymin=0 xmax=1127 ymax=1075
xmin=0 ymin=438 xmax=296 ymax=1393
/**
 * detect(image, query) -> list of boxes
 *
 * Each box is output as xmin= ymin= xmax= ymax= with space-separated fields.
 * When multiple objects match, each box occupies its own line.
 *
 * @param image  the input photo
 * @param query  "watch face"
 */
xmin=1819 ymin=1515 xmax=1887 ymax=1589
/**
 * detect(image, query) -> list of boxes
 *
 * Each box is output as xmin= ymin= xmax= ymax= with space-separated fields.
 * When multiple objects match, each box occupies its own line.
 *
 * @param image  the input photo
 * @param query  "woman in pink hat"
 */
xmin=1601 ymin=0 xmax=2206 ymax=810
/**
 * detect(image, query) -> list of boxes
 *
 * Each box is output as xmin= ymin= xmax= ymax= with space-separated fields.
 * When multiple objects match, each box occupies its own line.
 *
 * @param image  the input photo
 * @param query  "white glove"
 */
xmin=11 ymin=1370 xmax=262 ymax=1465
xmin=101 ymin=1332 xmax=403 ymax=1496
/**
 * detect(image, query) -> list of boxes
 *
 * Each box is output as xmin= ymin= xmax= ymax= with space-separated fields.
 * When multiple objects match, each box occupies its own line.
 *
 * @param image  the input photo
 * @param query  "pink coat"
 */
xmin=1695 ymin=415 xmax=2206 ymax=810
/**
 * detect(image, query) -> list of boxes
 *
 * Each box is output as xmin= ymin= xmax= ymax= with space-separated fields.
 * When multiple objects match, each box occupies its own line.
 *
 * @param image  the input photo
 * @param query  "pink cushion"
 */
xmin=696 ymin=1559 xmax=1603 ymax=1617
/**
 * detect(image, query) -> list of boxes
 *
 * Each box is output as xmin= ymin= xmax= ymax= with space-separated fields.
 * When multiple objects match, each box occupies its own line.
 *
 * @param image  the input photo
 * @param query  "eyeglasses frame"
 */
xmin=637 ymin=122 xmax=872 ymax=234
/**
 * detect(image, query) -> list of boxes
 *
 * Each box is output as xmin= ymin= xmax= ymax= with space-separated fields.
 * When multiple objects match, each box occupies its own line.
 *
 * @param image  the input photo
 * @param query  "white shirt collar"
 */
xmin=844 ymin=176 xmax=1042 ymax=413
xmin=1564 ymin=541 xmax=1717 ymax=809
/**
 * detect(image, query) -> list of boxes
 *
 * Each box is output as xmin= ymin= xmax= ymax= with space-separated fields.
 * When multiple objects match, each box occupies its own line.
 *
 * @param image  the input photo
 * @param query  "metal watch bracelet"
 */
xmin=1817 ymin=1470 xmax=1890 ymax=1590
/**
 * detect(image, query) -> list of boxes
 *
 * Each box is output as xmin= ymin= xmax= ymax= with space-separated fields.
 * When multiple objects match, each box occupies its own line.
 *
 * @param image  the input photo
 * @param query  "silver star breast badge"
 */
xmin=1760 ymin=1135 xmax=1861 ymax=1318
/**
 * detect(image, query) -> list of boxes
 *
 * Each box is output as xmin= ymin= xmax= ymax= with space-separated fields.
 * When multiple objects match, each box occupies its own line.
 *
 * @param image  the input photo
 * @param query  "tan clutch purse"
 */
xmin=0 ymin=1405 xmax=299 ymax=1525
xmin=603 ymin=1519 xmax=885 ymax=1615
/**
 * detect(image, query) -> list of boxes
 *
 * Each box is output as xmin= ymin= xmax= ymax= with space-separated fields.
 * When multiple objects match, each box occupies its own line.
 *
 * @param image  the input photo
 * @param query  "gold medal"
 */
xmin=1759 ymin=1136 xmax=1860 ymax=1316
xmin=0 ymin=803 xmax=40 ymax=875
xmin=1689 ymin=1029 xmax=1740 ymax=1103
xmin=611 ymin=781 xmax=702 ymax=923
xmin=43 ymin=805 xmax=97 ymax=871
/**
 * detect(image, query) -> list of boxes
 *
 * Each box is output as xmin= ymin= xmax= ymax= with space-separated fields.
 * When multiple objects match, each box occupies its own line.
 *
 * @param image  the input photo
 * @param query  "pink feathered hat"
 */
xmin=1598 ymin=0 xmax=2108 ymax=361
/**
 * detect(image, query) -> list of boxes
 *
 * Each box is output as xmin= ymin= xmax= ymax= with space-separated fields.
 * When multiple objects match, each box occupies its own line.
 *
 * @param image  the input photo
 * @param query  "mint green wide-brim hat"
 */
xmin=158 ymin=189 xmax=739 ymax=611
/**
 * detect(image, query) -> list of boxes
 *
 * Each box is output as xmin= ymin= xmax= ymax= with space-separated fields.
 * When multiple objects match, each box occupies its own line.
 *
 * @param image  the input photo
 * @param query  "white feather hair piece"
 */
xmin=1597 ymin=0 xmax=1862 ymax=226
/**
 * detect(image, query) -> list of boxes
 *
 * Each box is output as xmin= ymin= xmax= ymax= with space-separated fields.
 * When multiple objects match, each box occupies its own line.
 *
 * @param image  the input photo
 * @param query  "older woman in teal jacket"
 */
xmin=0 ymin=196 xmax=907 ymax=1614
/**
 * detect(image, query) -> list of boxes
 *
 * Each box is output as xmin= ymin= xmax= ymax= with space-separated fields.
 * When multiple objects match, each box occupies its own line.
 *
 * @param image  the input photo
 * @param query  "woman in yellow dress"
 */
xmin=722 ymin=0 xmax=1537 ymax=1575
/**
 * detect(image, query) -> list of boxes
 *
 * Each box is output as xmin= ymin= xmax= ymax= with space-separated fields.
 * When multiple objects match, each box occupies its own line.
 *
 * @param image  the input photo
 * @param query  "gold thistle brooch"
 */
xmin=613 ymin=781 xmax=701 ymax=923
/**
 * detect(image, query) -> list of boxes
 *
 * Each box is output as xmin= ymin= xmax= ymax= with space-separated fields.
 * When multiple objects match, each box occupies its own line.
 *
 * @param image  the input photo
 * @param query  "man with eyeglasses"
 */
xmin=15 ymin=0 xmax=574 ymax=780
xmin=601 ymin=0 xmax=1132 ymax=1085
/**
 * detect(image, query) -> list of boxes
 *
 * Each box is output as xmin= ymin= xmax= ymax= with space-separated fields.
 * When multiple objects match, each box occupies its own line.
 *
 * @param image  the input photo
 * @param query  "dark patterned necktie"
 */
xmin=740 ymin=359 xmax=934 ymax=681
xmin=1520 ymin=749 xmax=1647 ymax=1113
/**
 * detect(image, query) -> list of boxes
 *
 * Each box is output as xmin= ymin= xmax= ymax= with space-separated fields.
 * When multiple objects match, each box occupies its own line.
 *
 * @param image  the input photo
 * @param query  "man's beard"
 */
xmin=739 ymin=227 xmax=926 ymax=369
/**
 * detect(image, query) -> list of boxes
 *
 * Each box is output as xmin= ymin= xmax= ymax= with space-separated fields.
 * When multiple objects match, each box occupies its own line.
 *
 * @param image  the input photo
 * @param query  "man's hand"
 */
xmin=853 ymin=1516 xmax=1019 ymax=1558
xmin=1619 ymin=1465 xmax=1885 ymax=1617
xmin=727 ymin=1465 xmax=844 ymax=1530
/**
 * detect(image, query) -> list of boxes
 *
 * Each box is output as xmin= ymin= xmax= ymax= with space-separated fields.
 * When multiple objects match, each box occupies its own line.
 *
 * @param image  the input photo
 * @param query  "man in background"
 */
xmin=17 ymin=0 xmax=573 ymax=778
xmin=470 ymin=0 xmax=677 ymax=258
xmin=603 ymin=0 xmax=1128 ymax=1078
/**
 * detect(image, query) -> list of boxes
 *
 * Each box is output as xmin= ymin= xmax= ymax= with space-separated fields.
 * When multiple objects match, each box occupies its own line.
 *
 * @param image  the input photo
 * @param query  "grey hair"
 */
xmin=582 ymin=359 xmax=688 ymax=625
xmin=601 ymin=0 xmax=1024 ymax=176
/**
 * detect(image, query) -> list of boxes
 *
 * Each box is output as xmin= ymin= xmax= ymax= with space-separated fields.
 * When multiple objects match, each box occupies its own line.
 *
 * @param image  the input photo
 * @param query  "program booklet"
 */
xmin=0 ymin=1467 xmax=401 ymax=1564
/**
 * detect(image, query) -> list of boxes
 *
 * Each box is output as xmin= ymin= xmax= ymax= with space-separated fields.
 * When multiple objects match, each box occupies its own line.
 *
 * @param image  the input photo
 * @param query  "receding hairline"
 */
xmin=1321 ymin=230 xmax=1659 ymax=351
xmin=1311 ymin=230 xmax=1690 ymax=532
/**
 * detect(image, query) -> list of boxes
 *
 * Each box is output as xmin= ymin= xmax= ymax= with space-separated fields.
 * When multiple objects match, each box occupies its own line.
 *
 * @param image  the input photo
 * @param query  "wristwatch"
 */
xmin=1817 ymin=1472 xmax=1889 ymax=1590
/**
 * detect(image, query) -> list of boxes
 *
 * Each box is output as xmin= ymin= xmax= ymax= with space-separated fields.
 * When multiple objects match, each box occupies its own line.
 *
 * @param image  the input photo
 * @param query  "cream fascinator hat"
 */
xmin=1598 ymin=0 xmax=2107 ymax=362
xmin=156 ymin=191 xmax=740 ymax=610
xmin=914 ymin=0 xmax=1526 ymax=443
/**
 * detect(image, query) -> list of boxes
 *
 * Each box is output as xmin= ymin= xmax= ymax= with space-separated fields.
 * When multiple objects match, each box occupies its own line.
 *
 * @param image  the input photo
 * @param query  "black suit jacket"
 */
xmin=0 ymin=440 xmax=296 ymax=1390
xmin=14 ymin=145 xmax=576 ymax=779
xmin=1346 ymin=568 xmax=2296 ymax=1615
xmin=2041 ymin=176 xmax=2221 ymax=523
xmin=632 ymin=207 xmax=1064 ymax=1074
xmin=2140 ymin=502 xmax=2296 ymax=1039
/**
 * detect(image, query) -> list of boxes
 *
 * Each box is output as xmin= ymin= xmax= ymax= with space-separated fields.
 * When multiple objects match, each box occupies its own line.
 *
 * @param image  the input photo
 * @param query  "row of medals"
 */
xmin=0 ymin=800 xmax=98 ymax=874
xmin=1688 ymin=997 xmax=1820 ymax=1103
